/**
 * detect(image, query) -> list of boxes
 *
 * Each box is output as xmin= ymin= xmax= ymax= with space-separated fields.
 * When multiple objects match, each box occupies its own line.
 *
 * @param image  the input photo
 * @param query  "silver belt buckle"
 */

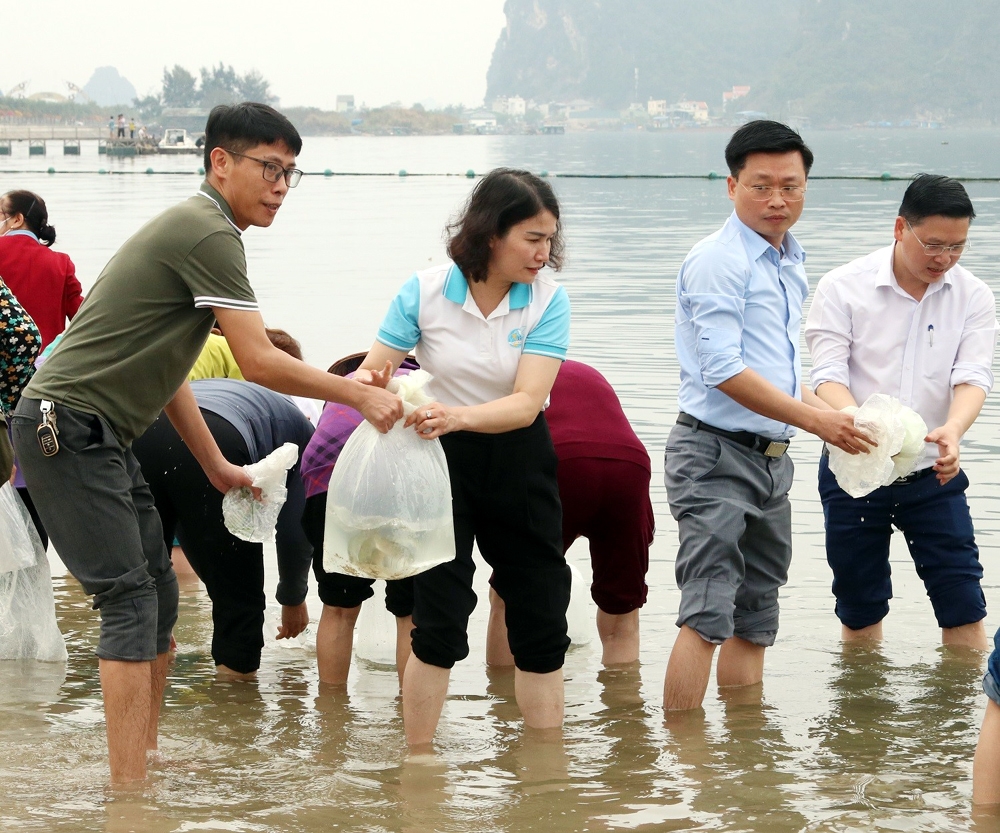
xmin=763 ymin=441 xmax=788 ymax=458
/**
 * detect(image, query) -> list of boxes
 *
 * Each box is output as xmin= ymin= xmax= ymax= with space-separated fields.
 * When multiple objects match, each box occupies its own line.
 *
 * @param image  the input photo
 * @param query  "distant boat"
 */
xmin=157 ymin=128 xmax=203 ymax=155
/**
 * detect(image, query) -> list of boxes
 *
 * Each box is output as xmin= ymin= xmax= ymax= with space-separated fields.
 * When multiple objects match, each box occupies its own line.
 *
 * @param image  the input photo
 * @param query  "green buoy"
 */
xmin=399 ymin=169 xmax=407 ymax=177
xmin=540 ymin=170 xmax=549 ymax=177
xmin=465 ymin=169 xmax=475 ymax=178
xmin=198 ymin=167 xmax=205 ymax=176
xmin=880 ymin=172 xmax=892 ymax=180
xmin=146 ymin=167 xmax=155 ymax=174
xmin=707 ymin=171 xmax=720 ymax=180
xmin=324 ymin=169 xmax=333 ymax=177
xmin=47 ymin=167 xmax=55 ymax=174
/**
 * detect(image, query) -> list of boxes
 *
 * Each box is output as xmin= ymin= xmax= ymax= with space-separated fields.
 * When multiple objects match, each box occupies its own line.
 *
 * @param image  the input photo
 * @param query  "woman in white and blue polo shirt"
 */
xmin=355 ymin=168 xmax=571 ymax=745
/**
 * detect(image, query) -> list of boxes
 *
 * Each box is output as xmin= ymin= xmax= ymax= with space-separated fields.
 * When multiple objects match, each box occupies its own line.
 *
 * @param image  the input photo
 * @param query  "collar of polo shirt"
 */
xmin=442 ymin=263 xmax=533 ymax=309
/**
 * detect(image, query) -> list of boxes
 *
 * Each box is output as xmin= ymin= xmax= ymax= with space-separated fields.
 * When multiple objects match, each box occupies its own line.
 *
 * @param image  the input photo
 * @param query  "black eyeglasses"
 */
xmin=224 ymin=149 xmax=303 ymax=188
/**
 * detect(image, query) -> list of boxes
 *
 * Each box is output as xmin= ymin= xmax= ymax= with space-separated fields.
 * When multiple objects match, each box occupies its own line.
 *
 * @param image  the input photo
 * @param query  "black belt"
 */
xmin=677 ymin=413 xmax=789 ymax=458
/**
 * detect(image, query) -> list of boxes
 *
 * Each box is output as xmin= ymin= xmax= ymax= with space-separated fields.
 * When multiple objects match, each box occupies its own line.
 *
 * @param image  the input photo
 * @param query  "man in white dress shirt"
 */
xmin=805 ymin=173 xmax=997 ymax=648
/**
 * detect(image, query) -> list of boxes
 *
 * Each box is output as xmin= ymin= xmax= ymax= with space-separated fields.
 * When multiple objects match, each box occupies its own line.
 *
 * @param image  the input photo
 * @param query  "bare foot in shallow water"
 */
xmin=214 ymin=664 xmax=257 ymax=681
xmin=145 ymin=749 xmax=208 ymax=774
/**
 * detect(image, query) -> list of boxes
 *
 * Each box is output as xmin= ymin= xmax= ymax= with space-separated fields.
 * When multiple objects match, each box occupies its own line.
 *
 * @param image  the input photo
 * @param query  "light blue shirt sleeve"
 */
xmin=680 ymin=244 xmax=749 ymax=388
xmin=376 ymin=274 xmax=422 ymax=351
xmin=523 ymin=285 xmax=570 ymax=359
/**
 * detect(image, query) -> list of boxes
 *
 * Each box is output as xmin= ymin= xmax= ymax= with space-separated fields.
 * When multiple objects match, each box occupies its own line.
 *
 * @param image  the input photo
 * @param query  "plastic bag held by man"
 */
xmin=323 ymin=369 xmax=456 ymax=580
xmin=223 ymin=442 xmax=300 ymax=542
xmin=828 ymin=393 xmax=928 ymax=498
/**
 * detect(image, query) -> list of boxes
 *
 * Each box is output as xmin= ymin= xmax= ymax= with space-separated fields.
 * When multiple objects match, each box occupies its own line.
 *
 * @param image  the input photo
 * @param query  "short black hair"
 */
xmin=203 ymin=102 xmax=302 ymax=170
xmin=899 ymin=173 xmax=975 ymax=225
xmin=446 ymin=168 xmax=563 ymax=283
xmin=725 ymin=120 xmax=814 ymax=178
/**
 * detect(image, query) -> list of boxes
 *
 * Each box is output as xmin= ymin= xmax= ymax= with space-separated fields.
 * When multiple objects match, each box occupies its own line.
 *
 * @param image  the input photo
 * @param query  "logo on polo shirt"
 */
xmin=507 ymin=328 xmax=525 ymax=349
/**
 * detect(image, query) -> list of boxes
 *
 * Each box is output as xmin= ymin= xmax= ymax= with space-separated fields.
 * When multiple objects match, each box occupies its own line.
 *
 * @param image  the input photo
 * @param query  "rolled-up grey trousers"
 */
xmin=663 ymin=424 xmax=793 ymax=647
xmin=11 ymin=397 xmax=177 ymax=661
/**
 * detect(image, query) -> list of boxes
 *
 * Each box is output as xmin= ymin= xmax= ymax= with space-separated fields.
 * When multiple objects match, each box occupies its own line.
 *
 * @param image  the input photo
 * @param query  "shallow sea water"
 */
xmin=1 ymin=129 xmax=1000 ymax=832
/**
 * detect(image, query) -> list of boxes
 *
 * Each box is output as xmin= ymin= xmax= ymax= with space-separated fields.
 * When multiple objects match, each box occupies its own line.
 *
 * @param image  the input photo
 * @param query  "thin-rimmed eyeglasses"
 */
xmin=905 ymin=220 xmax=968 ymax=256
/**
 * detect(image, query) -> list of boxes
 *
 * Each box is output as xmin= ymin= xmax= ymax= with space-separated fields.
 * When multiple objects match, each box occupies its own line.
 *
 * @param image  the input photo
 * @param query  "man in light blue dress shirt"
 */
xmin=663 ymin=120 xmax=870 ymax=712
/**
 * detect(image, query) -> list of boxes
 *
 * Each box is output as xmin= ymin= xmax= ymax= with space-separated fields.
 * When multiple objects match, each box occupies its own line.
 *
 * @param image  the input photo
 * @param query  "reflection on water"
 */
xmin=0 ymin=131 xmax=999 ymax=831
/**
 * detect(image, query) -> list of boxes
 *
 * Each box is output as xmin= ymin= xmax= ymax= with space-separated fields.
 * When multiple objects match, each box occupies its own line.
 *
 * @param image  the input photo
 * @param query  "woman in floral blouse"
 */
xmin=0 ymin=278 xmax=39 ymax=416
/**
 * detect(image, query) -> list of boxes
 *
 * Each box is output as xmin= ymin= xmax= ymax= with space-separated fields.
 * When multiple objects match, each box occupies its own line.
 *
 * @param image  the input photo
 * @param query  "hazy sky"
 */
xmin=10 ymin=1 xmax=508 ymax=109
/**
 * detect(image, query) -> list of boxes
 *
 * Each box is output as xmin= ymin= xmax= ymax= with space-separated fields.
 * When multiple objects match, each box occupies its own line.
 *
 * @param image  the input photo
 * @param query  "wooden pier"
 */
xmin=0 ymin=125 xmax=118 ymax=156
xmin=104 ymin=138 xmax=158 ymax=157
xmin=0 ymin=125 xmax=151 ymax=156
xmin=0 ymin=135 xmax=159 ymax=156
xmin=0 ymin=125 xmax=104 ymax=140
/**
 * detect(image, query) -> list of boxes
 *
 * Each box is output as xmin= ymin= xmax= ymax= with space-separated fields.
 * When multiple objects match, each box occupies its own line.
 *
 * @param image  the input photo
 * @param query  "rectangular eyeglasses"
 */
xmin=225 ymin=149 xmax=303 ymax=188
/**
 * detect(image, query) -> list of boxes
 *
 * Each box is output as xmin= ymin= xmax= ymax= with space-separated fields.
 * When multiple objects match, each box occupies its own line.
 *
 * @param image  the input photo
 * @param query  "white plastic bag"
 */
xmin=324 ymin=370 xmax=455 ymax=580
xmin=0 ymin=482 xmax=36 ymax=573
xmin=0 ymin=483 xmax=67 ymax=662
xmin=892 ymin=407 xmax=929 ymax=481
xmin=222 ymin=442 xmax=300 ymax=543
xmin=828 ymin=394 xmax=928 ymax=498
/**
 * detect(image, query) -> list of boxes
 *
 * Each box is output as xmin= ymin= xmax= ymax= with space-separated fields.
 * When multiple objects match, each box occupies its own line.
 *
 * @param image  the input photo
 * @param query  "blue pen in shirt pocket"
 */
xmin=928 ymin=324 xmax=934 ymax=347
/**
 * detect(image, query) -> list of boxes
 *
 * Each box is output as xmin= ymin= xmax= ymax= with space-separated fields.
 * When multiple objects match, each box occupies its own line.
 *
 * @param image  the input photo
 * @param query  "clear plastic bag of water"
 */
xmin=222 ymin=442 xmax=300 ymax=543
xmin=0 ymin=482 xmax=36 ymax=574
xmin=0 ymin=483 xmax=67 ymax=662
xmin=324 ymin=370 xmax=455 ymax=581
xmin=828 ymin=394 xmax=928 ymax=498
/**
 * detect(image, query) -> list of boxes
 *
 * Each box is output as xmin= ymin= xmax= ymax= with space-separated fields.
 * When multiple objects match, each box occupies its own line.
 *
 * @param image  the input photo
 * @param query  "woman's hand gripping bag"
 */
xmin=323 ymin=370 xmax=455 ymax=580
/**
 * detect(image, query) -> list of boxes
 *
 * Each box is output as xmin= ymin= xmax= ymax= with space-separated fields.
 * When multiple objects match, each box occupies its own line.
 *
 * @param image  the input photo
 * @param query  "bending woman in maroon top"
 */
xmin=487 ymin=360 xmax=654 ymax=666
xmin=0 ymin=190 xmax=83 ymax=349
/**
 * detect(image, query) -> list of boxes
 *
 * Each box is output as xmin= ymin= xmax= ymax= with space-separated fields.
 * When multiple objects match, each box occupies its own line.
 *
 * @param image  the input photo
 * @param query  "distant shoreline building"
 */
xmin=675 ymin=100 xmax=709 ymax=124
xmin=491 ymin=95 xmax=526 ymax=117
xmin=722 ymin=85 xmax=751 ymax=108
xmin=647 ymin=97 xmax=709 ymax=127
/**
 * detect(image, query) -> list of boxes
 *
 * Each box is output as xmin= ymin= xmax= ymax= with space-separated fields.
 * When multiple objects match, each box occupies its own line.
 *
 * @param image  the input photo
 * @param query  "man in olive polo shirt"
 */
xmin=11 ymin=102 xmax=402 ymax=784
